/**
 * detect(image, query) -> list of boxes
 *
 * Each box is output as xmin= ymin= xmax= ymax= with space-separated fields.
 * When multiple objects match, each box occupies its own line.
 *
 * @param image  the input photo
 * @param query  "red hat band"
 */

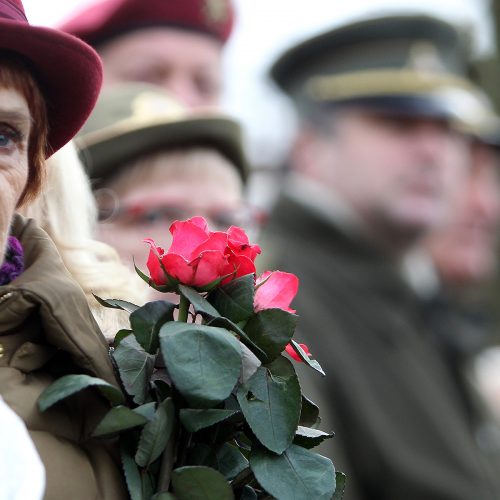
xmin=0 ymin=0 xmax=27 ymax=22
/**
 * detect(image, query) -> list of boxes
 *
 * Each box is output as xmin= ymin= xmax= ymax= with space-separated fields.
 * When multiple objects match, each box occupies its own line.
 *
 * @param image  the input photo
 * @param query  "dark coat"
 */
xmin=0 ymin=215 xmax=127 ymax=500
xmin=263 ymin=193 xmax=500 ymax=500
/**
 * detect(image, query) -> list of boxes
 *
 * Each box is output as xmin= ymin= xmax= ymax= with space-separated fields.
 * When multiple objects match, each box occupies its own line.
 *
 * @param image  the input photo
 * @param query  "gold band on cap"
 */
xmin=306 ymin=69 xmax=475 ymax=102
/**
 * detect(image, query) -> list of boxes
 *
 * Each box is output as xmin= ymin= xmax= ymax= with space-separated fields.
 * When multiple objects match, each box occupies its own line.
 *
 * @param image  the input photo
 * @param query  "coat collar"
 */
xmin=0 ymin=214 xmax=118 ymax=385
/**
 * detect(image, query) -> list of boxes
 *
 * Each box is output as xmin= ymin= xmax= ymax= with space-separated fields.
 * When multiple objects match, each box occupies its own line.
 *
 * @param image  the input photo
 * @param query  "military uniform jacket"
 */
xmin=263 ymin=193 xmax=500 ymax=500
xmin=0 ymin=215 xmax=127 ymax=500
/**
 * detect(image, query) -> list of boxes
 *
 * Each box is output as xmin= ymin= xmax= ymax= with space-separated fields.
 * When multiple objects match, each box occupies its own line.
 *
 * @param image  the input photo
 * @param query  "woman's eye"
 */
xmin=0 ymin=126 xmax=21 ymax=151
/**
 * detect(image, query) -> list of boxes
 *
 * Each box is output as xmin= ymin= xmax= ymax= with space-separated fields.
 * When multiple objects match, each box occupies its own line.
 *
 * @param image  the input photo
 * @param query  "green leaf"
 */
xmin=92 ymin=405 xmax=149 ymax=437
xmin=38 ymin=374 xmax=124 ymax=412
xmin=172 ymin=466 xmax=234 ymax=500
xmin=160 ymin=323 xmax=242 ymax=408
xmin=113 ymin=335 xmax=155 ymax=405
xmin=239 ymin=343 xmax=261 ymax=385
xmin=179 ymin=409 xmax=240 ymax=433
xmin=114 ymin=329 xmax=133 ymax=346
xmin=130 ymin=301 xmax=176 ymax=353
xmin=134 ymin=401 xmax=156 ymax=421
xmin=214 ymin=443 xmax=249 ymax=481
xmin=236 ymin=357 xmax=301 ymax=454
xmin=135 ymin=398 xmax=175 ymax=467
xmin=299 ymin=395 xmax=321 ymax=428
xmin=208 ymin=274 xmax=255 ymax=323
xmin=134 ymin=260 xmax=175 ymax=293
xmin=121 ymin=442 xmax=143 ymax=500
xmin=206 ymin=317 xmax=267 ymax=360
xmin=142 ymin=472 xmax=155 ymax=499
xmin=187 ymin=443 xmax=248 ymax=481
xmin=152 ymin=376 xmax=172 ymax=401
xmin=92 ymin=294 xmax=140 ymax=313
xmin=288 ymin=339 xmax=325 ymax=376
xmin=178 ymin=285 xmax=221 ymax=318
xmin=293 ymin=426 xmax=334 ymax=449
xmin=333 ymin=472 xmax=346 ymax=500
xmin=250 ymin=445 xmax=336 ymax=500
xmin=244 ymin=309 xmax=298 ymax=363
xmin=152 ymin=494 xmax=177 ymax=500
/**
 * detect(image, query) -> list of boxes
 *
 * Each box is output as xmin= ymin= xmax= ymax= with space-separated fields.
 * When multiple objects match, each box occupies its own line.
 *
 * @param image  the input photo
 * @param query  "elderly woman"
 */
xmin=0 ymin=1 xmax=125 ymax=498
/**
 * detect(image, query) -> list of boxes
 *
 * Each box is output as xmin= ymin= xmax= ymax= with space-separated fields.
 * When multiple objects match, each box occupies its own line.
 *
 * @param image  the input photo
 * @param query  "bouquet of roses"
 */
xmin=39 ymin=217 xmax=344 ymax=500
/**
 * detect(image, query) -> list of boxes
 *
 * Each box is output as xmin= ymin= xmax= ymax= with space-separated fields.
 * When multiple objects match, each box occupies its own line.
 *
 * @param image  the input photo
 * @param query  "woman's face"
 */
xmin=0 ymin=86 xmax=31 ymax=261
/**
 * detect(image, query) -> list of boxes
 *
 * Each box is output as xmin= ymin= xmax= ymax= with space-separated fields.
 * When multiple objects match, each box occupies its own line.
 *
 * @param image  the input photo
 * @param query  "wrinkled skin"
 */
xmin=0 ymin=87 xmax=30 ymax=262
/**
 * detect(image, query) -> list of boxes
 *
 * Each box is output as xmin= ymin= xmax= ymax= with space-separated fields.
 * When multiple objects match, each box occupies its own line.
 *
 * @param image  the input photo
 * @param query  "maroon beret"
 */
xmin=0 ymin=0 xmax=102 ymax=156
xmin=59 ymin=0 xmax=235 ymax=46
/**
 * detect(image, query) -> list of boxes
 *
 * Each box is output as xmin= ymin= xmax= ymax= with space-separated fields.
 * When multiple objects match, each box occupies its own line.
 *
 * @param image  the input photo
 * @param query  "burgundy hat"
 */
xmin=0 ymin=0 xmax=103 ymax=156
xmin=59 ymin=0 xmax=235 ymax=47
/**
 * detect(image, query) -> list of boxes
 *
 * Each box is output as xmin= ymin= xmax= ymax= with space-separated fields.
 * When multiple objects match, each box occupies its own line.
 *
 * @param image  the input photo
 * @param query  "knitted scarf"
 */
xmin=0 ymin=236 xmax=24 ymax=285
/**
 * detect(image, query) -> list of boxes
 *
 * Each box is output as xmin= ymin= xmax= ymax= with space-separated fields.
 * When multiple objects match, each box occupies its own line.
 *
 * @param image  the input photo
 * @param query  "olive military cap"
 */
xmin=270 ymin=15 xmax=482 ymax=125
xmin=76 ymin=83 xmax=248 ymax=183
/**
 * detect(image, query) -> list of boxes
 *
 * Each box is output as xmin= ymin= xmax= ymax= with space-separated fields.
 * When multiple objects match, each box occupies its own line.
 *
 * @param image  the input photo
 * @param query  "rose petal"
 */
xmin=227 ymin=226 xmax=261 ymax=261
xmin=254 ymin=271 xmax=299 ymax=313
xmin=285 ymin=343 xmax=310 ymax=362
xmin=221 ymin=253 xmax=256 ymax=285
xmin=191 ymin=231 xmax=228 ymax=257
xmin=191 ymin=250 xmax=229 ymax=287
xmin=144 ymin=238 xmax=165 ymax=257
xmin=168 ymin=218 xmax=211 ymax=259
xmin=146 ymin=250 xmax=166 ymax=285
xmin=161 ymin=253 xmax=195 ymax=285
xmin=227 ymin=226 xmax=249 ymax=246
xmin=189 ymin=216 xmax=209 ymax=232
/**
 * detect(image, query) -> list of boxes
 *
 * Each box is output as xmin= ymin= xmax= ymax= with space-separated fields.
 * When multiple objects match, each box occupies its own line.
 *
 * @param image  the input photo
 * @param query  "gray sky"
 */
xmin=23 ymin=0 xmax=494 ymax=164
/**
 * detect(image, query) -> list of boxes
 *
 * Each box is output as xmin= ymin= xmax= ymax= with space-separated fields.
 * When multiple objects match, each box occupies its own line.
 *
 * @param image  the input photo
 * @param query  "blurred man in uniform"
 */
xmin=264 ymin=15 xmax=500 ymax=499
xmin=421 ymin=109 xmax=500 ymax=433
xmin=60 ymin=0 xmax=234 ymax=108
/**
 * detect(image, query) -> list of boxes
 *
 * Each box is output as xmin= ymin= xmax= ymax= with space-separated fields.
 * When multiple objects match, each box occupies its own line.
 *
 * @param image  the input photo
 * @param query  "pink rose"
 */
xmin=285 ymin=343 xmax=311 ymax=362
xmin=254 ymin=271 xmax=299 ymax=313
xmin=145 ymin=217 xmax=260 ymax=289
xmin=222 ymin=226 xmax=261 ymax=284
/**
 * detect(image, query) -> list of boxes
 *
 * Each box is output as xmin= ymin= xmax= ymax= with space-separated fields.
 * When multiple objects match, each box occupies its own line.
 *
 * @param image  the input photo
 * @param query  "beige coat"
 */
xmin=0 ymin=215 xmax=127 ymax=499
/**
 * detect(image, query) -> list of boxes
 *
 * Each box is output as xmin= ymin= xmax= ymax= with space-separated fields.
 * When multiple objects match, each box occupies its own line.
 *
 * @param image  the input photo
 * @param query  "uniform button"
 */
xmin=0 ymin=343 xmax=4 ymax=359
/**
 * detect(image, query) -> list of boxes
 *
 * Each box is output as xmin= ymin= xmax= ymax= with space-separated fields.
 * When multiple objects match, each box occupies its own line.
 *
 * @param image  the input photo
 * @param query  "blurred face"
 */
xmin=0 ymin=87 xmax=31 ymax=261
xmin=307 ymin=109 xmax=471 ymax=247
xmin=427 ymin=143 xmax=500 ymax=287
xmin=96 ymin=163 xmax=243 ymax=270
xmin=99 ymin=27 xmax=223 ymax=108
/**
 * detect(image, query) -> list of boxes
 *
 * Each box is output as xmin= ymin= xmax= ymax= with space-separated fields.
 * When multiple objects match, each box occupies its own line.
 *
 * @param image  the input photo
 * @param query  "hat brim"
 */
xmin=0 ymin=18 xmax=102 ymax=155
xmin=326 ymin=95 xmax=459 ymax=120
xmin=76 ymin=115 xmax=248 ymax=183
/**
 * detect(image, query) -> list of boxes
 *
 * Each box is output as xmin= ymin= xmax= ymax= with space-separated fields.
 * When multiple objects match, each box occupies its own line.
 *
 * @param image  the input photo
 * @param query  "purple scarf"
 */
xmin=0 ymin=236 xmax=24 ymax=285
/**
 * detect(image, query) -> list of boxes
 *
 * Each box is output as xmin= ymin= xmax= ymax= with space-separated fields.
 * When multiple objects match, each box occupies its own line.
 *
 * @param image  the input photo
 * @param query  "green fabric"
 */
xmin=0 ymin=215 xmax=126 ymax=500
xmin=270 ymin=15 xmax=469 ymax=100
xmin=76 ymin=83 xmax=248 ymax=182
xmin=262 ymin=194 xmax=500 ymax=500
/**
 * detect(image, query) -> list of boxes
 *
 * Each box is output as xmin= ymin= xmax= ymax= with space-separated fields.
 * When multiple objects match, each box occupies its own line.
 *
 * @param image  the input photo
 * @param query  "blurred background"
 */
xmin=23 ymin=0 xmax=500 ymax=211
xmin=23 ymin=0 xmax=495 ymax=167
